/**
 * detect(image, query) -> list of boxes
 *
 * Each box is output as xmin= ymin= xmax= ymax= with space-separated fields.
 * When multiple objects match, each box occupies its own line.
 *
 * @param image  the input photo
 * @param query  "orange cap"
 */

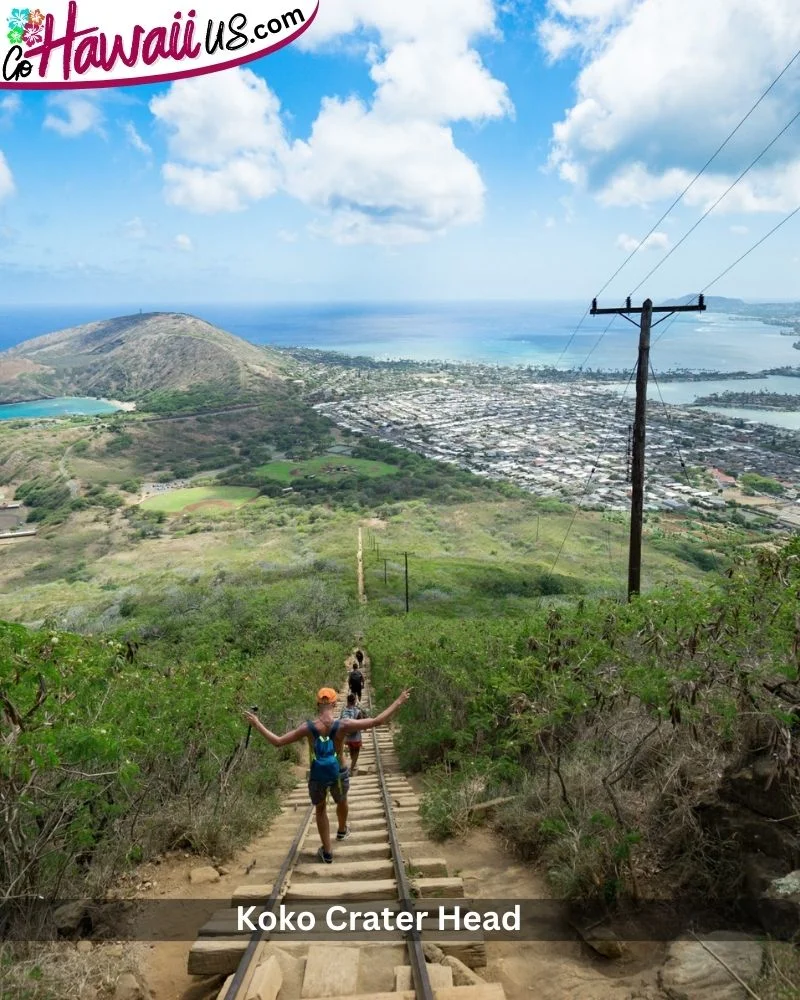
xmin=317 ymin=687 xmax=338 ymax=704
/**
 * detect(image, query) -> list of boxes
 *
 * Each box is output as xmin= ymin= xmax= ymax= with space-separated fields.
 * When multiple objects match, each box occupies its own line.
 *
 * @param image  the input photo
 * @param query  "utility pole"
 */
xmin=404 ymin=552 xmax=410 ymax=614
xmin=590 ymin=295 xmax=706 ymax=600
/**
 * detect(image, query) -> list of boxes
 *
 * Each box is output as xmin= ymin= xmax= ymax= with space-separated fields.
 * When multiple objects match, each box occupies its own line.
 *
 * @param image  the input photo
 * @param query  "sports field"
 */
xmin=140 ymin=486 xmax=258 ymax=514
xmin=256 ymin=455 xmax=397 ymax=483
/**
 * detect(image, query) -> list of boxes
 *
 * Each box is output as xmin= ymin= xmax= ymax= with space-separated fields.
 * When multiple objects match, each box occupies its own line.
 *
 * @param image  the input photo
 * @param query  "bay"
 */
xmin=0 ymin=397 xmax=123 ymax=421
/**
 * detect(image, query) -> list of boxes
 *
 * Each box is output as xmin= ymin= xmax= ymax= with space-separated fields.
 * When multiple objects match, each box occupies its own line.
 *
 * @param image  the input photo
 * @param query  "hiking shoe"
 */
xmin=317 ymin=846 xmax=333 ymax=864
xmin=336 ymin=826 xmax=350 ymax=841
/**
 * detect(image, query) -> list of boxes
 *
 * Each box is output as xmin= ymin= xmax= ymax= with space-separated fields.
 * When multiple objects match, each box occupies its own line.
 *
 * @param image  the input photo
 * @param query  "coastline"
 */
xmin=100 ymin=398 xmax=137 ymax=412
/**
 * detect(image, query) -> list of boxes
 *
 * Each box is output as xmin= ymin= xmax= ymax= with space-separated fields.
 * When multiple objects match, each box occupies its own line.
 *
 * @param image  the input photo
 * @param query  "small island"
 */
xmin=692 ymin=390 xmax=800 ymax=411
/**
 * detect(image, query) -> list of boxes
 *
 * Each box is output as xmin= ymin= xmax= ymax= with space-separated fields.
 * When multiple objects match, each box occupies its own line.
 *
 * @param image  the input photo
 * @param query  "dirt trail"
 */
xmin=426 ymin=828 xmax=665 ymax=1000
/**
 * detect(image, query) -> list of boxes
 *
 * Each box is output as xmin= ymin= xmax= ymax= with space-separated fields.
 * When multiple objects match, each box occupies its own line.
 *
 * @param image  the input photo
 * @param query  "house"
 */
xmin=709 ymin=467 xmax=736 ymax=489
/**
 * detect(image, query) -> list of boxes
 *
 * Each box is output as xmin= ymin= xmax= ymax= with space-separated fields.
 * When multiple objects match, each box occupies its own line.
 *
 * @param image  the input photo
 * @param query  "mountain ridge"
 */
xmin=0 ymin=312 xmax=285 ymax=404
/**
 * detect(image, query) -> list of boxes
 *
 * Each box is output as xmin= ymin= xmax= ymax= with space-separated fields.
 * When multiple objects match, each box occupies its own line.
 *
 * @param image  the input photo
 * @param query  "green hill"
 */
xmin=0 ymin=312 xmax=285 ymax=403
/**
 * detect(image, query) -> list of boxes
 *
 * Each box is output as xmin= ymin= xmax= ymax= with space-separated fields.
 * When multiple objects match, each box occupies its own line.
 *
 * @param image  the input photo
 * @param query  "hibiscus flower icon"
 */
xmin=27 ymin=7 xmax=44 ymax=26
xmin=7 ymin=8 xmax=31 ymax=31
xmin=7 ymin=25 xmax=23 ymax=44
xmin=23 ymin=20 xmax=42 ymax=45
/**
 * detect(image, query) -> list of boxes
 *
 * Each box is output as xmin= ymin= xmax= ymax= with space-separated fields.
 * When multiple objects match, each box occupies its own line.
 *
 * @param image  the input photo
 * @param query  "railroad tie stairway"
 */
xmin=188 ymin=681 xmax=507 ymax=1000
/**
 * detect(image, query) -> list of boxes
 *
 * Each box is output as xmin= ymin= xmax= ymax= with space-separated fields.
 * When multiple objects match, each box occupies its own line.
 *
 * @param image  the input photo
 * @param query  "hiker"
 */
xmin=243 ymin=686 xmax=410 ymax=863
xmin=340 ymin=693 xmax=367 ymax=774
xmin=349 ymin=659 xmax=364 ymax=703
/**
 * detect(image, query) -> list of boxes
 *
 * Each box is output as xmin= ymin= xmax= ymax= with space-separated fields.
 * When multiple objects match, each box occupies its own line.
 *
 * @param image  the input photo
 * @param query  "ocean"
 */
xmin=1 ymin=302 xmax=798 ymax=373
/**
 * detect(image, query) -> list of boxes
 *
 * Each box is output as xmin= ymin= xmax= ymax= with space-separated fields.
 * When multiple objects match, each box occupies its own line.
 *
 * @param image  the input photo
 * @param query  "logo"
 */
xmin=1 ymin=1 xmax=317 ymax=89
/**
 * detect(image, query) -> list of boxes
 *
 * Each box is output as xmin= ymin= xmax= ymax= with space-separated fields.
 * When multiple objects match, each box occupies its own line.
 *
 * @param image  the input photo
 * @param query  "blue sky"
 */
xmin=1 ymin=0 xmax=800 ymax=306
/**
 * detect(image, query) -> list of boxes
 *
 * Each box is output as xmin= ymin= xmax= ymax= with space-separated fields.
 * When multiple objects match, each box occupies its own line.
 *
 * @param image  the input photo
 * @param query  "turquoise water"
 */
xmin=0 ymin=397 xmax=122 ymax=421
xmin=2 ymin=303 xmax=799 ymax=373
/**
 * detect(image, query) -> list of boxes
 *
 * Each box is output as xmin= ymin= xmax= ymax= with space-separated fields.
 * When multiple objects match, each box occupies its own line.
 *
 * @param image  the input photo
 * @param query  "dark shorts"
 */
xmin=308 ymin=767 xmax=350 ymax=806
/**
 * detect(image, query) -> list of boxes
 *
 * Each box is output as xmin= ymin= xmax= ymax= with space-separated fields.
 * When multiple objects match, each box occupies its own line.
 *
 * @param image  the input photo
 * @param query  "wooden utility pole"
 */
xmin=590 ymin=295 xmax=706 ymax=600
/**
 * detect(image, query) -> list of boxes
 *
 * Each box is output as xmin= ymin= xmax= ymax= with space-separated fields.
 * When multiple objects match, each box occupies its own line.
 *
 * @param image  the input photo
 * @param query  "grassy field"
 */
xmin=256 ymin=454 xmax=398 ymax=482
xmin=140 ymin=486 xmax=258 ymax=513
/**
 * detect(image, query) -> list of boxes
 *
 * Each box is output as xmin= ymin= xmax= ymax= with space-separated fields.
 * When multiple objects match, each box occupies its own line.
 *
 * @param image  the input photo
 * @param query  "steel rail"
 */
xmin=221 ymin=790 xmax=314 ymax=999
xmin=365 ymin=680 xmax=435 ymax=1000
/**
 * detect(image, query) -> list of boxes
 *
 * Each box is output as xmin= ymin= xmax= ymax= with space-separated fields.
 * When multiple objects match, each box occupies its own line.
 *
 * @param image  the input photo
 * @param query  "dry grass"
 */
xmin=755 ymin=941 xmax=800 ymax=999
xmin=0 ymin=940 xmax=144 ymax=1000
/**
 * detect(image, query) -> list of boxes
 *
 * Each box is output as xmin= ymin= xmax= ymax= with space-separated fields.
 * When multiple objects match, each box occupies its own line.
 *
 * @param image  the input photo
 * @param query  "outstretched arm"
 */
xmin=243 ymin=712 xmax=307 ymax=748
xmin=341 ymin=690 xmax=411 ymax=733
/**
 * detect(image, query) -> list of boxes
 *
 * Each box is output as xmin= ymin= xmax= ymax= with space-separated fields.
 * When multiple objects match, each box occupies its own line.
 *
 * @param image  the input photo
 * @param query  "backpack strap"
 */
xmin=329 ymin=719 xmax=341 ymax=739
xmin=306 ymin=720 xmax=318 ymax=738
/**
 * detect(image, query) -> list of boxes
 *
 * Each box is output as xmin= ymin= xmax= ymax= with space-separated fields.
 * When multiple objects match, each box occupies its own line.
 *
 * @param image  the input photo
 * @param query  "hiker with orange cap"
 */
xmin=243 ymin=685 xmax=411 ymax=863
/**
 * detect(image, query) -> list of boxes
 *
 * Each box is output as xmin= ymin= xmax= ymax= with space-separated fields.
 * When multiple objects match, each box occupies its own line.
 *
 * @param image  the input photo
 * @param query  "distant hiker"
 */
xmin=355 ymin=649 xmax=364 ymax=667
xmin=341 ymin=693 xmax=367 ymax=774
xmin=243 ymin=686 xmax=410 ymax=863
xmin=349 ymin=662 xmax=364 ymax=703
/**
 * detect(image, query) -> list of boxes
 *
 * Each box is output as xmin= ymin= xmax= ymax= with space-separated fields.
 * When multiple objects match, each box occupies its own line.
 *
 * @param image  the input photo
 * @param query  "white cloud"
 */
xmin=124 ymin=217 xmax=148 ymax=240
xmin=541 ymin=0 xmax=800 ymax=213
xmin=125 ymin=122 xmax=152 ymax=156
xmin=174 ymin=234 xmax=193 ymax=252
xmin=44 ymin=94 xmax=104 ymax=137
xmin=277 ymin=229 xmax=299 ymax=243
xmin=150 ymin=69 xmax=286 ymax=213
xmin=0 ymin=95 xmax=20 ymax=126
xmin=150 ymin=0 xmax=511 ymax=243
xmin=730 ymin=224 xmax=749 ymax=235
xmin=284 ymin=97 xmax=484 ymax=245
xmin=288 ymin=0 xmax=511 ymax=243
xmin=616 ymin=230 xmax=669 ymax=252
xmin=0 ymin=151 xmax=14 ymax=201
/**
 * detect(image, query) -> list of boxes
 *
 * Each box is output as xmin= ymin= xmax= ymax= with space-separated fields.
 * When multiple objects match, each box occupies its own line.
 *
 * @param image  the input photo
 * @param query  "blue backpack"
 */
xmin=307 ymin=720 xmax=341 ymax=784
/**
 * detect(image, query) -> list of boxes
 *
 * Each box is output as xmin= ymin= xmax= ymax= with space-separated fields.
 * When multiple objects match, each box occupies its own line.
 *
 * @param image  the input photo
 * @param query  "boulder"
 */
xmin=189 ymin=866 xmax=221 ymax=886
xmin=114 ymin=973 xmax=146 ymax=1000
xmin=575 ymin=925 xmax=629 ymax=961
xmin=659 ymin=932 xmax=763 ymax=1000
xmin=53 ymin=900 xmax=93 ymax=936
xmin=441 ymin=955 xmax=486 ymax=986
xmin=760 ymin=869 xmax=800 ymax=940
xmin=422 ymin=943 xmax=446 ymax=963
xmin=76 ymin=940 xmax=93 ymax=954
xmin=722 ymin=760 xmax=796 ymax=822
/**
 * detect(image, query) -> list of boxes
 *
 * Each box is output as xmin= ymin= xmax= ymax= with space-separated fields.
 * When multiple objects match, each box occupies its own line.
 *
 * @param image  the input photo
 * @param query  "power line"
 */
xmin=628 ymin=105 xmax=800 ymax=297
xmin=601 ymin=45 xmax=800 ymax=301
xmin=555 ymin=45 xmax=800 ymax=370
xmin=702 ymin=202 xmax=800 ymax=292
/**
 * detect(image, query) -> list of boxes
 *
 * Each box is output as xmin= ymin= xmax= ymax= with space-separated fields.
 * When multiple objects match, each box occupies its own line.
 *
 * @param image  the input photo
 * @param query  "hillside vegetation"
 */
xmin=369 ymin=540 xmax=800 ymax=927
xmin=0 ymin=313 xmax=283 ymax=403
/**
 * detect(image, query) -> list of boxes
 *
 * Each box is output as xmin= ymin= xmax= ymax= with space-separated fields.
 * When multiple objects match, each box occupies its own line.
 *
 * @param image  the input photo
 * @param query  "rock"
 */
xmin=76 ymin=940 xmax=93 ymax=954
xmin=722 ymin=760 xmax=795 ymax=821
xmin=572 ymin=923 xmax=629 ymax=961
xmin=760 ymin=869 xmax=800 ymax=939
xmin=114 ymin=973 xmax=146 ymax=1000
xmin=53 ymin=901 xmax=93 ymax=936
xmin=422 ymin=942 xmax=446 ymax=963
xmin=696 ymin=800 xmax=799 ymax=861
xmin=259 ymin=945 xmax=304 ymax=998
xmin=104 ymin=944 xmax=125 ymax=959
xmin=189 ymin=866 xmax=221 ymax=886
xmin=659 ymin=932 xmax=763 ymax=1000
xmin=217 ymin=866 xmax=230 ymax=876
xmin=441 ymin=955 xmax=485 ymax=985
